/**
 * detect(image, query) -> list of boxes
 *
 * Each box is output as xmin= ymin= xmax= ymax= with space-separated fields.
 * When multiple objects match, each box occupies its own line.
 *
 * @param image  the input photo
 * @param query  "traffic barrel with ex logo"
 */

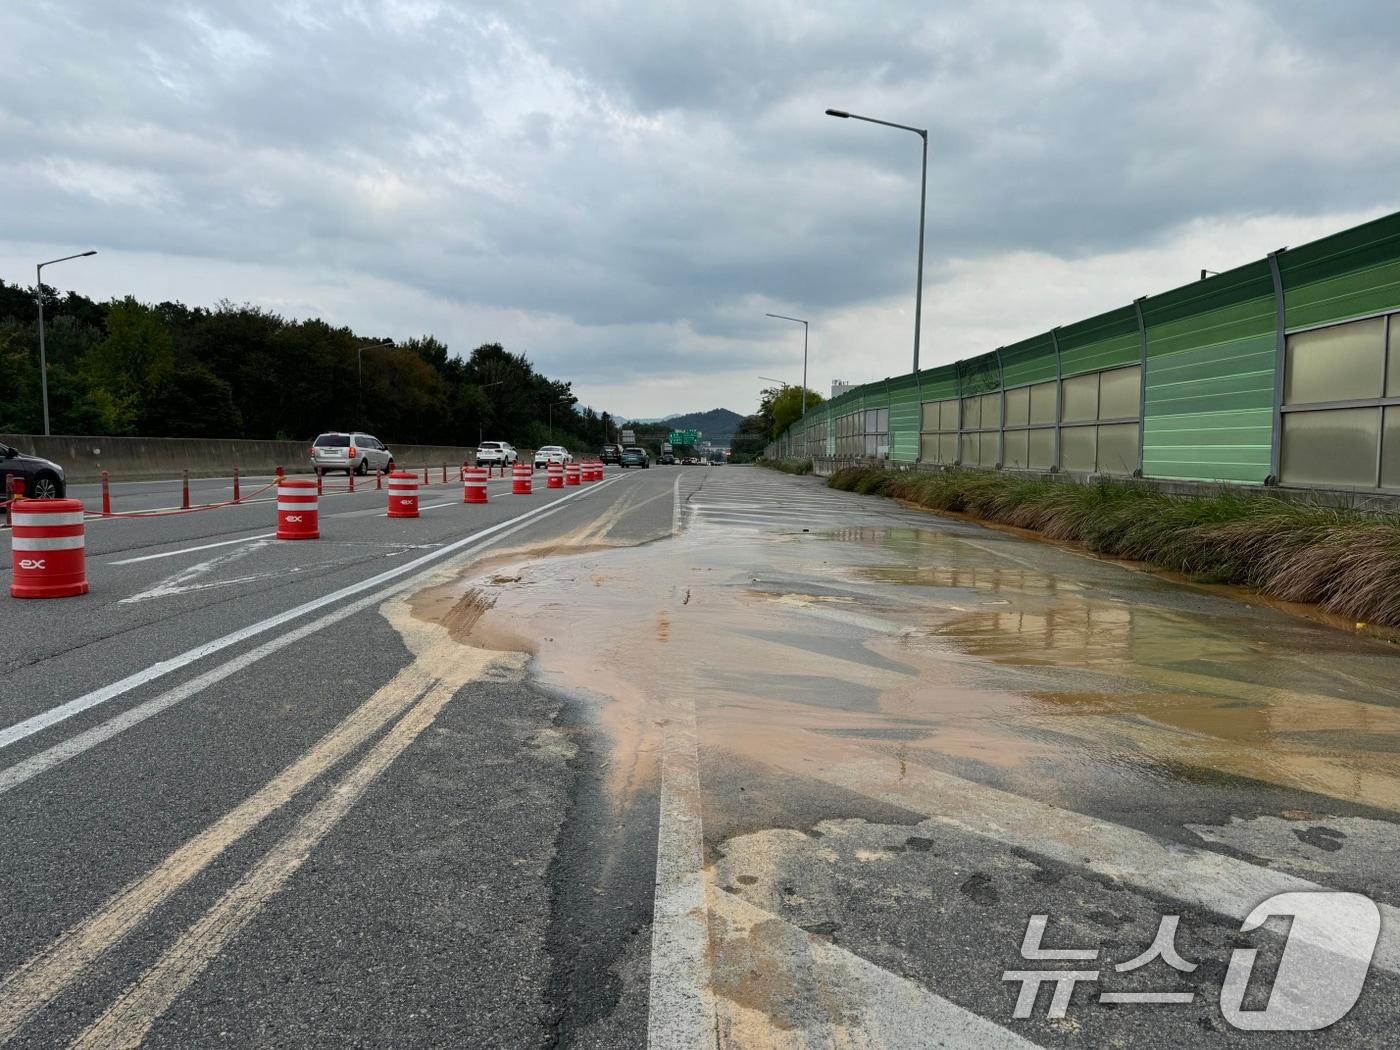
xmin=387 ymin=471 xmax=420 ymax=518
xmin=10 ymin=498 xmax=88 ymax=598
xmin=463 ymin=467 xmax=489 ymax=504
xmin=512 ymin=462 xmax=533 ymax=495
xmin=546 ymin=462 xmax=564 ymax=489
xmin=565 ymin=462 xmax=581 ymax=486
xmin=276 ymin=478 xmax=320 ymax=539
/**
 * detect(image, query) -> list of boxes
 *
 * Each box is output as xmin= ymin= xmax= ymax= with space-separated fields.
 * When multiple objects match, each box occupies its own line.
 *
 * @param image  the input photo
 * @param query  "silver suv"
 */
xmin=311 ymin=432 xmax=394 ymax=475
xmin=475 ymin=441 xmax=517 ymax=466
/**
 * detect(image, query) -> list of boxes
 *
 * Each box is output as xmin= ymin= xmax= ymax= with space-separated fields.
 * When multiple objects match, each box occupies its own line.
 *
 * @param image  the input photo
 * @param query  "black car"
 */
xmin=619 ymin=447 xmax=650 ymax=469
xmin=0 ymin=443 xmax=67 ymax=500
xmin=600 ymin=444 xmax=623 ymax=464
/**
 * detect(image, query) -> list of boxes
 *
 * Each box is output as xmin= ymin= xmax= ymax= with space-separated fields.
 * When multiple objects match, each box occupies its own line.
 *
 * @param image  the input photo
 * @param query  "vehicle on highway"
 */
xmin=534 ymin=445 xmax=573 ymax=470
xmin=709 ymin=454 xmax=725 ymax=465
xmin=475 ymin=441 xmax=517 ymax=466
xmin=620 ymin=447 xmax=650 ymax=469
xmin=658 ymin=453 xmax=676 ymax=465
xmin=600 ymin=444 xmax=623 ymax=464
xmin=0 ymin=442 xmax=67 ymax=499
xmin=311 ymin=432 xmax=394 ymax=476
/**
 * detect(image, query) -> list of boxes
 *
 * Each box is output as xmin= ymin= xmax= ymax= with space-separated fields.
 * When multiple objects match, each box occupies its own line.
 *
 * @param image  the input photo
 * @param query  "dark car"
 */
xmin=658 ymin=453 xmax=676 ymax=465
xmin=600 ymin=444 xmax=624 ymax=464
xmin=619 ymin=447 xmax=650 ymax=469
xmin=0 ymin=443 xmax=67 ymax=500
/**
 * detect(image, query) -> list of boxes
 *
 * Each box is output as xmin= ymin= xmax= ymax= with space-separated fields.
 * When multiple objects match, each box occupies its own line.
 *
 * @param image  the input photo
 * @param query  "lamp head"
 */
xmin=825 ymin=108 xmax=849 ymax=118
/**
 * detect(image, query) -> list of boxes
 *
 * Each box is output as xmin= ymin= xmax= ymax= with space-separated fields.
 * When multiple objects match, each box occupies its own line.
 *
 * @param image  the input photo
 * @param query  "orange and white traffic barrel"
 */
xmin=512 ymin=462 xmax=533 ymax=495
xmin=546 ymin=462 xmax=564 ymax=489
xmin=276 ymin=479 xmax=319 ymax=540
xmin=463 ymin=467 xmax=489 ymax=504
xmin=585 ymin=461 xmax=601 ymax=482
xmin=10 ymin=499 xmax=88 ymax=598
xmin=565 ymin=463 xmax=581 ymax=486
xmin=387 ymin=471 xmax=419 ymax=518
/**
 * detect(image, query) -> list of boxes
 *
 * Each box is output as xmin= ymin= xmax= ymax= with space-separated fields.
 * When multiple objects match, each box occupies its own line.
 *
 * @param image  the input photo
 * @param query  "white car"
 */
xmin=533 ymin=445 xmax=573 ymax=470
xmin=475 ymin=441 xmax=517 ymax=466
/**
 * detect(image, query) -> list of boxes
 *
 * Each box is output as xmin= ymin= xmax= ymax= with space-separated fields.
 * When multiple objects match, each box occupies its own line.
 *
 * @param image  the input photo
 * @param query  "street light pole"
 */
xmin=355 ymin=340 xmax=395 ymax=421
xmin=765 ymin=313 xmax=809 ymax=417
xmin=825 ymin=108 xmax=927 ymax=373
xmin=548 ymin=398 xmax=570 ymax=441
xmin=35 ymin=250 xmax=97 ymax=436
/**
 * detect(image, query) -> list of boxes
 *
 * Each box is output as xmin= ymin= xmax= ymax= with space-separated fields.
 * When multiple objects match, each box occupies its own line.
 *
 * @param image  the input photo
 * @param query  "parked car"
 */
xmin=475 ymin=441 xmax=517 ymax=466
xmin=311 ymin=432 xmax=394 ymax=476
xmin=620 ymin=447 xmax=650 ymax=469
xmin=534 ymin=445 xmax=573 ymax=470
xmin=600 ymin=444 xmax=624 ymax=464
xmin=0 ymin=442 xmax=66 ymax=499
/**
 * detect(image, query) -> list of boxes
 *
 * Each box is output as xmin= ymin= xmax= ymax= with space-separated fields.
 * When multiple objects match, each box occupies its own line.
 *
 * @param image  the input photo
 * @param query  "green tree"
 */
xmin=769 ymin=386 xmax=824 ymax=439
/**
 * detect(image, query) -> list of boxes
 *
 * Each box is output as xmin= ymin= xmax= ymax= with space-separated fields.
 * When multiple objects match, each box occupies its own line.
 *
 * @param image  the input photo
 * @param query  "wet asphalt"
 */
xmin=3 ymin=464 xmax=1400 ymax=1047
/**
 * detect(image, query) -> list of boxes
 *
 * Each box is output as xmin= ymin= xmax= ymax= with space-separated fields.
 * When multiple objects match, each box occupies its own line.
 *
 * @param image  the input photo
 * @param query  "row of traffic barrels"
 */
xmin=277 ymin=461 xmax=606 ymax=537
xmin=11 ymin=461 xmax=609 ymax=596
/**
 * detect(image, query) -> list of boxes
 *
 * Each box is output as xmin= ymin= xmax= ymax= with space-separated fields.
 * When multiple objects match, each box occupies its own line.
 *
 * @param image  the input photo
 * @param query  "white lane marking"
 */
xmin=671 ymin=473 xmax=681 ymax=536
xmin=710 ymin=891 xmax=1043 ymax=1048
xmin=0 ymin=476 xmax=628 ymax=755
xmin=118 ymin=541 xmax=271 ymax=604
xmin=793 ymin=748 xmax=1400 ymax=978
xmin=0 ymin=478 xmax=630 ymax=795
xmin=107 ymin=534 xmax=276 ymax=565
xmin=646 ymin=696 xmax=717 ymax=1048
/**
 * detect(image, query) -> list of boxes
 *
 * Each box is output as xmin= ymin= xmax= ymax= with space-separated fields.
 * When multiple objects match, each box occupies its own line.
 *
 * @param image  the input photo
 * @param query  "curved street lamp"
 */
xmin=826 ymin=107 xmax=927 ymax=373
xmin=36 ymin=250 xmax=97 ymax=435
xmin=765 ymin=313 xmax=809 ymax=417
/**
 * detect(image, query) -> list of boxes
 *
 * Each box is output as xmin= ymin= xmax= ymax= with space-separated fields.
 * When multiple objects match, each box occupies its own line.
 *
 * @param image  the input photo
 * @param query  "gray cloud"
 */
xmin=2 ymin=1 xmax=1398 ymax=415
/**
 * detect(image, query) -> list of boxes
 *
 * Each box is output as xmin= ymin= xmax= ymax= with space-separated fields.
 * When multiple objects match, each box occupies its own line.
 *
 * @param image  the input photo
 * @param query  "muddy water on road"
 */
xmin=409 ymin=517 xmax=1400 ymax=821
xmin=403 ymin=509 xmax=1400 ymax=1044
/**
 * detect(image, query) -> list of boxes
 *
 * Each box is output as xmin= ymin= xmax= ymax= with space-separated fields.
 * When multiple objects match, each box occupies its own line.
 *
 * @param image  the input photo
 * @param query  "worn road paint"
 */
xmin=767 ymin=741 xmax=1400 ymax=977
xmin=65 ymin=594 xmax=512 ymax=1050
xmin=709 ymin=889 xmax=1043 ymax=1049
xmin=0 ymin=663 xmax=440 ymax=1042
xmin=646 ymin=695 xmax=719 ymax=1050
xmin=106 ymin=533 xmax=276 ymax=565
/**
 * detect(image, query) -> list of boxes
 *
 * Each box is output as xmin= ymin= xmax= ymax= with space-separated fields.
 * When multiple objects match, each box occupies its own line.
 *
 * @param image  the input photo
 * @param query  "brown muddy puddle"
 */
xmin=404 ymin=515 xmax=1400 ymax=815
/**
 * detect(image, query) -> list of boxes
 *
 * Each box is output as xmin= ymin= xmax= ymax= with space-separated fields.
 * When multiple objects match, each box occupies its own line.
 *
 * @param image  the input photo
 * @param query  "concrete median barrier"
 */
xmin=1 ymin=434 xmax=479 ymax=484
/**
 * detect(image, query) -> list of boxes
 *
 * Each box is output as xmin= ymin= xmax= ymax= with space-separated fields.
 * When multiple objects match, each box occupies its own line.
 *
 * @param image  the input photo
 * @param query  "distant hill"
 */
xmin=648 ymin=408 xmax=743 ymax=444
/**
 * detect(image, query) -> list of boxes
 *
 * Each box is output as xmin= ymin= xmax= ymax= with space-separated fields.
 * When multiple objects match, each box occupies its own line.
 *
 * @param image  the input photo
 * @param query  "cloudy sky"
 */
xmin=3 ymin=1 xmax=1397 ymax=419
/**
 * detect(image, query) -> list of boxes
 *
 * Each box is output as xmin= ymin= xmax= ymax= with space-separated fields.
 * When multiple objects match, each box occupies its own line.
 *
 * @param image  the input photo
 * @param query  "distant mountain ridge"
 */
xmin=622 ymin=408 xmax=744 ymax=443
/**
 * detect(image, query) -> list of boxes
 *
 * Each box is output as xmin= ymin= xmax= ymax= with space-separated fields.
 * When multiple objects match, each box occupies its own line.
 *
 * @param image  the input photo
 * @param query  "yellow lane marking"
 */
xmin=0 ymin=660 xmax=436 ymax=1044
xmin=70 ymin=674 xmax=463 ymax=1050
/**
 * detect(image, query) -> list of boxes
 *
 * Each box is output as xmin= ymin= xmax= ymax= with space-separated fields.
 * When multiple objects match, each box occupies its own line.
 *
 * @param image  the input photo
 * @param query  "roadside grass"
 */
xmin=828 ymin=466 xmax=1400 ymax=628
xmin=757 ymin=457 xmax=814 ymax=476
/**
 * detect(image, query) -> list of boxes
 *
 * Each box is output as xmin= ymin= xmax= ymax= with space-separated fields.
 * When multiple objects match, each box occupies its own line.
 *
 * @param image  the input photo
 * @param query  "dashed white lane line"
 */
xmin=0 ymin=475 xmax=628 ymax=759
xmin=107 ymin=534 xmax=275 ymax=565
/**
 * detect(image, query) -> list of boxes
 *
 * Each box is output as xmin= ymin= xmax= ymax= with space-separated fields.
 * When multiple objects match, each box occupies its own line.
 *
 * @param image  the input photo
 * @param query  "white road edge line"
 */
xmin=646 ymin=696 xmax=718 ymax=1049
xmin=0 ymin=475 xmax=628 ymax=756
xmin=107 ymin=533 xmax=276 ymax=565
xmin=671 ymin=473 xmax=681 ymax=536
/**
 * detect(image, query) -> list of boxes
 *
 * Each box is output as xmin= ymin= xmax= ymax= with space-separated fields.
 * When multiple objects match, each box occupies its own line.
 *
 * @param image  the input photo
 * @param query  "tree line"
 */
xmin=0 ymin=280 xmax=616 ymax=451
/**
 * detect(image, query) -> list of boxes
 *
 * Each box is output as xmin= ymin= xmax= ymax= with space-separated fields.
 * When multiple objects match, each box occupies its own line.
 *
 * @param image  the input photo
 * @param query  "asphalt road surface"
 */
xmin=3 ymin=464 xmax=1399 ymax=1047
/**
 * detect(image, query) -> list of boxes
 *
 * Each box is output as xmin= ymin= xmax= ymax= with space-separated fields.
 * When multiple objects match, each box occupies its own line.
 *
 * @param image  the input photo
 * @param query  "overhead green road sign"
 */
xmin=668 ymin=429 xmax=698 ymax=445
